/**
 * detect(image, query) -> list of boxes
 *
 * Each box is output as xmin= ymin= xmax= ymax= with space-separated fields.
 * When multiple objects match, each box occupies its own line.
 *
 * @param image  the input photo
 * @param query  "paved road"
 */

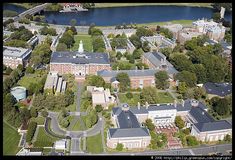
xmin=86 ymin=116 xmax=104 ymax=137
xmin=48 ymin=112 xmax=66 ymax=135
xmin=76 ymin=82 xmax=83 ymax=112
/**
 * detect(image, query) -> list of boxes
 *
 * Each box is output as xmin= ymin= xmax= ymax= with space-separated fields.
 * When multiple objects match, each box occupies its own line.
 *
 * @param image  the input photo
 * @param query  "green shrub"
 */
xmin=26 ymin=121 xmax=37 ymax=143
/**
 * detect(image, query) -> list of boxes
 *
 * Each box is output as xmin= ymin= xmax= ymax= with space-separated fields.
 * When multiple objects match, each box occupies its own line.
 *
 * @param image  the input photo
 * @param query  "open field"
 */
xmin=156 ymin=92 xmax=175 ymax=103
xmin=94 ymin=3 xmax=212 ymax=8
xmin=33 ymin=127 xmax=60 ymax=148
xmin=118 ymin=93 xmax=140 ymax=106
xmin=86 ymin=133 xmax=103 ymax=153
xmin=71 ymin=34 xmax=93 ymax=52
xmin=3 ymin=122 xmax=21 ymax=155
xmin=71 ymin=118 xmax=87 ymax=131
xmin=30 ymin=117 xmax=45 ymax=125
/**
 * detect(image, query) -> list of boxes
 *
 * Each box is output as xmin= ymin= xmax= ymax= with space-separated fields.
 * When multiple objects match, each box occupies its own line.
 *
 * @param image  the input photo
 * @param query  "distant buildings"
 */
xmin=97 ymin=69 xmax=156 ymax=89
xmin=49 ymin=41 xmax=111 ymax=80
xmin=61 ymin=3 xmax=88 ymax=12
xmin=202 ymin=82 xmax=232 ymax=98
xmin=87 ymin=86 xmax=116 ymax=109
xmin=178 ymin=28 xmax=203 ymax=44
xmin=140 ymin=34 xmax=176 ymax=51
xmin=192 ymin=19 xmax=226 ymax=41
xmin=10 ymin=86 xmax=27 ymax=102
xmin=162 ymin=24 xmax=183 ymax=39
xmin=44 ymin=72 xmax=67 ymax=94
xmin=101 ymin=28 xmax=136 ymax=38
xmin=3 ymin=46 xmax=32 ymax=69
xmin=142 ymin=52 xmax=178 ymax=79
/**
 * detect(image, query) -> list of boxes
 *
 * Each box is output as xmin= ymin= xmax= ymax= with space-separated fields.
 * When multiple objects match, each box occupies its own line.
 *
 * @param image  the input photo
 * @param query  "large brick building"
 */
xmin=50 ymin=41 xmax=111 ymax=79
xmin=3 ymin=46 xmax=32 ymax=69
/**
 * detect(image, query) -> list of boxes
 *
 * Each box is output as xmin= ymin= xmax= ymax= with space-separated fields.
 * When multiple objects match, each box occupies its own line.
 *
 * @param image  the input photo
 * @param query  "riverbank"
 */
xmin=9 ymin=3 xmax=40 ymax=9
xmin=96 ymin=20 xmax=193 ymax=29
xmin=94 ymin=3 xmax=213 ymax=9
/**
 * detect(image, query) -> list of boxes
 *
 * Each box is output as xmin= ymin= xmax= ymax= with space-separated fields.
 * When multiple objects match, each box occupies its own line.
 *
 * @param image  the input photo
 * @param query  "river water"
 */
xmin=3 ymin=4 xmax=232 ymax=26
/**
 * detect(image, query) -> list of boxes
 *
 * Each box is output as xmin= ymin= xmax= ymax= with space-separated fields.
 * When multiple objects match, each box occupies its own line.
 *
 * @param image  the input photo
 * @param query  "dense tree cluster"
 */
xmin=144 ymin=119 xmax=155 ymax=131
xmin=85 ymin=75 xmax=106 ymax=87
xmin=10 ymin=26 xmax=33 ymax=41
xmin=212 ymin=3 xmax=232 ymax=12
xmin=149 ymin=131 xmax=167 ymax=149
xmin=4 ymin=39 xmax=27 ymax=48
xmin=26 ymin=121 xmax=37 ymax=144
xmin=111 ymin=34 xmax=127 ymax=49
xmin=174 ymin=116 xmax=184 ymax=129
xmin=92 ymin=36 xmax=105 ymax=52
xmin=116 ymin=72 xmax=130 ymax=92
xmin=159 ymin=27 xmax=173 ymax=39
xmin=140 ymin=87 xmax=158 ymax=104
xmin=3 ymin=18 xmax=14 ymax=27
xmin=40 ymin=26 xmax=57 ymax=36
xmin=45 ymin=3 xmax=63 ymax=11
xmin=155 ymin=71 xmax=169 ymax=90
xmin=59 ymin=30 xmax=75 ymax=48
xmin=65 ymin=26 xmax=77 ymax=35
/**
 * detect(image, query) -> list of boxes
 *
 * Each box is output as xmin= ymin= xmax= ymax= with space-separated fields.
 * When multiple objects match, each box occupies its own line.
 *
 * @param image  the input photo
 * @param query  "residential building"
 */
xmin=192 ymin=19 xmax=226 ymax=41
xmin=49 ymin=41 xmax=111 ymax=80
xmin=187 ymin=107 xmax=232 ymax=142
xmin=97 ymin=69 xmax=156 ymax=89
xmin=44 ymin=72 xmax=67 ymax=94
xmin=178 ymin=28 xmax=203 ymax=44
xmin=140 ymin=34 xmax=176 ymax=51
xmin=202 ymin=82 xmax=232 ymax=98
xmin=54 ymin=139 xmax=67 ymax=151
xmin=142 ymin=52 xmax=178 ymax=79
xmin=162 ymin=24 xmax=183 ymax=39
xmin=87 ymin=86 xmax=116 ymax=109
xmin=61 ymin=3 xmax=88 ymax=12
xmin=26 ymin=35 xmax=39 ymax=49
xmin=3 ymin=46 xmax=32 ymax=69
xmin=107 ymin=104 xmax=151 ymax=149
xmin=101 ymin=28 xmax=136 ymax=38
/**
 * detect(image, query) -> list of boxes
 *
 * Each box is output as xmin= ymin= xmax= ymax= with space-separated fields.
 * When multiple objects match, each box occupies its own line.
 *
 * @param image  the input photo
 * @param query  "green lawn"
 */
xmin=94 ymin=3 xmax=212 ymax=8
xmin=71 ymin=118 xmax=87 ymax=131
xmin=33 ymin=127 xmax=60 ymax=148
xmin=118 ymin=93 xmax=140 ymax=106
xmin=18 ymin=71 xmax=47 ymax=89
xmin=30 ymin=117 xmax=45 ymax=125
xmin=86 ymin=133 xmax=103 ymax=153
xmin=156 ymin=92 xmax=174 ymax=103
xmin=3 ymin=122 xmax=21 ymax=155
xmin=71 ymin=34 xmax=93 ymax=52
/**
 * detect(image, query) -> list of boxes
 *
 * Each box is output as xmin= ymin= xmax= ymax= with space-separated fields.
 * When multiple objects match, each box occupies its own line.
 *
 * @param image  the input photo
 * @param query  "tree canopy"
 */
xmin=116 ymin=72 xmax=130 ymax=92
xmin=140 ymin=87 xmax=158 ymax=104
xmin=155 ymin=71 xmax=169 ymax=90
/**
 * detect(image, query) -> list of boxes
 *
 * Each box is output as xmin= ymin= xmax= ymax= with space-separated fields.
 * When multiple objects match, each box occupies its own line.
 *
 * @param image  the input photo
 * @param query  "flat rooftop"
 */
xmin=3 ymin=46 xmax=31 ymax=58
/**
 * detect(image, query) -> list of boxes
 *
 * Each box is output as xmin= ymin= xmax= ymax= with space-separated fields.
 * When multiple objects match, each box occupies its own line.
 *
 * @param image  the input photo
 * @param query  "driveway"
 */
xmin=76 ymin=82 xmax=83 ymax=112
xmin=48 ymin=112 xmax=66 ymax=135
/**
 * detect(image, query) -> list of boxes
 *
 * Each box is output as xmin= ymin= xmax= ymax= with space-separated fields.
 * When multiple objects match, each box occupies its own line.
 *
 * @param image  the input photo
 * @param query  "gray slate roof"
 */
xmin=109 ymin=128 xmax=150 ymax=138
xmin=117 ymin=110 xmax=140 ymax=128
xmin=176 ymin=99 xmax=207 ymax=112
xmin=143 ymin=52 xmax=178 ymax=75
xmin=203 ymin=82 xmax=232 ymax=97
xmin=50 ymin=51 xmax=110 ymax=64
xmin=194 ymin=120 xmax=232 ymax=132
xmin=97 ymin=69 xmax=157 ymax=78
xmin=129 ymin=107 xmax=148 ymax=114
xmin=147 ymin=104 xmax=176 ymax=111
xmin=189 ymin=107 xmax=215 ymax=123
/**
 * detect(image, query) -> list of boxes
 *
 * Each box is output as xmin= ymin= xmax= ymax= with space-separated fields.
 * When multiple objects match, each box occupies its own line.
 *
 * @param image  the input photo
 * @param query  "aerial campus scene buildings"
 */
xmin=3 ymin=3 xmax=232 ymax=157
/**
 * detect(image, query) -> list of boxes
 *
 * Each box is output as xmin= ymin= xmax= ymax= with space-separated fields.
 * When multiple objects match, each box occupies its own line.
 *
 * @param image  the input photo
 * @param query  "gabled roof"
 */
xmin=50 ymin=52 xmax=110 ymax=64
xmin=193 ymin=120 xmax=232 ymax=132
xmin=176 ymin=99 xmax=207 ymax=112
xmin=129 ymin=107 xmax=148 ymax=114
xmin=109 ymin=128 xmax=150 ymax=138
xmin=189 ymin=107 xmax=214 ymax=123
xmin=117 ymin=110 xmax=140 ymax=128
xmin=203 ymin=82 xmax=232 ymax=97
xmin=97 ymin=69 xmax=157 ymax=78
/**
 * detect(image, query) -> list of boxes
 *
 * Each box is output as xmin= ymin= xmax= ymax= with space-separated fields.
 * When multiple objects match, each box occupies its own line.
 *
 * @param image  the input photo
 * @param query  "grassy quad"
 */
xmin=3 ymin=122 xmax=21 ymax=155
xmin=86 ymin=133 xmax=103 ymax=153
xmin=30 ymin=117 xmax=45 ymax=125
xmin=71 ymin=34 xmax=93 ymax=52
xmin=118 ymin=91 xmax=174 ymax=106
xmin=33 ymin=127 xmax=60 ymax=148
xmin=71 ymin=117 xmax=87 ymax=131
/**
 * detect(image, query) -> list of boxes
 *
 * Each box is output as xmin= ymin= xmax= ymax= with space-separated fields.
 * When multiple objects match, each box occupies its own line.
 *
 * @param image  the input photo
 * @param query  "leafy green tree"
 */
xmin=155 ymin=71 xmax=169 ymax=90
xmin=89 ymin=27 xmax=103 ymax=36
xmin=85 ymin=117 xmax=92 ymax=128
xmin=136 ymin=27 xmax=153 ymax=38
xmin=160 ymin=47 xmax=172 ymax=58
xmin=177 ymin=82 xmax=187 ymax=96
xmin=86 ymin=75 xmax=105 ymax=87
xmin=169 ymin=54 xmax=192 ymax=72
xmin=5 ymin=67 xmax=13 ymax=75
xmin=61 ymin=119 xmax=70 ymax=128
xmin=144 ymin=119 xmax=155 ymax=131
xmin=116 ymin=143 xmax=124 ymax=151
xmin=95 ymin=105 xmax=103 ymax=112
xmin=30 ymin=107 xmax=38 ymax=118
xmin=213 ymin=98 xmax=229 ymax=116
xmin=182 ymin=128 xmax=190 ymax=135
xmin=224 ymin=134 xmax=232 ymax=142
xmin=116 ymin=72 xmax=130 ymax=92
xmin=41 ymin=110 xmax=48 ymax=117
xmin=59 ymin=31 xmax=75 ymax=48
xmin=142 ymin=41 xmax=150 ymax=52
xmin=186 ymin=136 xmax=199 ymax=146
xmin=44 ymin=35 xmax=52 ymax=45
xmin=92 ymin=36 xmax=105 ymax=52
xmin=136 ymin=62 xmax=149 ymax=69
xmin=175 ymin=116 xmax=184 ymax=129
xmin=132 ymin=48 xmax=143 ymax=59
xmin=190 ymin=64 xmax=207 ymax=84
xmin=175 ymin=71 xmax=197 ymax=87
xmin=126 ymin=92 xmax=133 ymax=99
xmin=26 ymin=121 xmax=37 ymax=143
xmin=159 ymin=28 xmax=173 ymax=39
xmin=25 ymin=66 xmax=35 ymax=74
xmin=193 ymin=87 xmax=206 ymax=100
xmin=30 ymin=43 xmax=52 ymax=65
xmin=140 ymin=87 xmax=157 ymax=104
xmin=212 ymin=12 xmax=221 ymax=23
xmin=129 ymin=34 xmax=142 ymax=48
xmin=56 ymin=43 xmax=68 ymax=51
xmin=4 ymin=39 xmax=27 ymax=48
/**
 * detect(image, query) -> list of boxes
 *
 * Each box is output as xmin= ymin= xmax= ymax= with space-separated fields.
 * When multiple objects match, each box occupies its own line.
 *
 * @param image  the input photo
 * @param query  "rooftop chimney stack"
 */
xmin=135 ymin=66 xmax=138 ymax=72
xmin=145 ymin=102 xmax=149 ymax=109
xmin=174 ymin=99 xmax=177 ymax=108
xmin=181 ymin=99 xmax=185 ymax=107
xmin=142 ymin=66 xmax=144 ymax=71
xmin=137 ymin=102 xmax=140 ymax=110
xmin=117 ymin=66 xmax=119 ymax=71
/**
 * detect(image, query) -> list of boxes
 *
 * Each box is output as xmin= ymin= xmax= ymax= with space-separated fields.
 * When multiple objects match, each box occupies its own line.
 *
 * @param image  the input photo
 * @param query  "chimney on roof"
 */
xmin=174 ymin=100 xmax=177 ymax=108
xmin=117 ymin=66 xmax=119 ymax=71
xmin=145 ymin=102 xmax=149 ymax=109
xmin=142 ymin=66 xmax=144 ymax=71
xmin=137 ymin=102 xmax=140 ymax=110
xmin=181 ymin=99 xmax=185 ymax=107
xmin=135 ymin=66 xmax=138 ymax=71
